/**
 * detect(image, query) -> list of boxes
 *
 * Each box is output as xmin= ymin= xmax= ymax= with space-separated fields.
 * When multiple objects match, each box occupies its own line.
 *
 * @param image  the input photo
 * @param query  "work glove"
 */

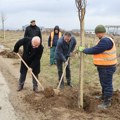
xmin=78 ymin=46 xmax=85 ymax=52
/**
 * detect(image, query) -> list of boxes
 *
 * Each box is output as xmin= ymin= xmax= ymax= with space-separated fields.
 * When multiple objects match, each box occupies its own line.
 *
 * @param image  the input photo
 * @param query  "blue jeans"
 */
xmin=97 ymin=66 xmax=116 ymax=97
xmin=56 ymin=59 xmax=71 ymax=86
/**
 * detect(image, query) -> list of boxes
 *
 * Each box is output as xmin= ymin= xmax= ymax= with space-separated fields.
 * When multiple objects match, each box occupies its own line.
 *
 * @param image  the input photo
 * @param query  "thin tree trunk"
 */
xmin=78 ymin=8 xmax=85 ymax=108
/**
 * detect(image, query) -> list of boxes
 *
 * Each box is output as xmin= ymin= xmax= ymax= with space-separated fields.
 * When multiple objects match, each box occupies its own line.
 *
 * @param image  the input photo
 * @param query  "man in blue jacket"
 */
xmin=79 ymin=25 xmax=117 ymax=109
xmin=55 ymin=32 xmax=76 ymax=88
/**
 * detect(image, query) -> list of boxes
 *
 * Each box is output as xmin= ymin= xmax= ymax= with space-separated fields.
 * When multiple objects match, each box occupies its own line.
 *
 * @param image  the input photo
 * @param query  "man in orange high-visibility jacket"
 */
xmin=79 ymin=25 xmax=117 ymax=109
xmin=48 ymin=26 xmax=62 ymax=65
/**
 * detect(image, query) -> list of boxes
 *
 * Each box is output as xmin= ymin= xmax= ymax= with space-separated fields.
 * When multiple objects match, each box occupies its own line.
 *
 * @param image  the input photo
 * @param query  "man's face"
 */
xmin=64 ymin=35 xmax=71 ymax=43
xmin=31 ymin=22 xmax=36 ymax=26
xmin=55 ymin=29 xmax=59 ymax=34
xmin=96 ymin=33 xmax=105 ymax=39
xmin=31 ymin=38 xmax=40 ymax=48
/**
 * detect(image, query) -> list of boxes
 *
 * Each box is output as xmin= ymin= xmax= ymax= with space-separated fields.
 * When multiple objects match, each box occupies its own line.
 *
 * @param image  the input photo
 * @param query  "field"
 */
xmin=0 ymin=30 xmax=120 ymax=120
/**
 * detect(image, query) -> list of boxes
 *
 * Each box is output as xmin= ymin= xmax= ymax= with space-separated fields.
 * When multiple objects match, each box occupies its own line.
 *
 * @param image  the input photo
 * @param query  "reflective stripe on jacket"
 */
xmin=50 ymin=31 xmax=62 ymax=47
xmin=93 ymin=37 xmax=117 ymax=65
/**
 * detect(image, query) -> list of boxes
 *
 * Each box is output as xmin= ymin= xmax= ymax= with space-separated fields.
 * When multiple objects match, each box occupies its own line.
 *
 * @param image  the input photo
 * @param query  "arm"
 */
xmin=13 ymin=38 xmax=26 ymax=53
xmin=67 ymin=37 xmax=77 ymax=56
xmin=83 ymin=38 xmax=113 ymax=55
xmin=57 ymin=42 xmax=66 ymax=62
xmin=24 ymin=27 xmax=28 ymax=37
xmin=70 ymin=37 xmax=77 ymax=52
xmin=48 ymin=35 xmax=51 ymax=47
xmin=39 ymin=29 xmax=42 ymax=41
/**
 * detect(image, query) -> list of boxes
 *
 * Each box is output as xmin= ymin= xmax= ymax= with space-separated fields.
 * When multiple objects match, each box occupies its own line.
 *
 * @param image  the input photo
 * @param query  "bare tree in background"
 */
xmin=1 ymin=12 xmax=7 ymax=40
xmin=75 ymin=0 xmax=87 ymax=108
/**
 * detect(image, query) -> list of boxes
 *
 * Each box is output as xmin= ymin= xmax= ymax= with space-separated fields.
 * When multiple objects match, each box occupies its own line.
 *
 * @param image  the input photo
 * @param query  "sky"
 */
xmin=0 ymin=0 xmax=120 ymax=30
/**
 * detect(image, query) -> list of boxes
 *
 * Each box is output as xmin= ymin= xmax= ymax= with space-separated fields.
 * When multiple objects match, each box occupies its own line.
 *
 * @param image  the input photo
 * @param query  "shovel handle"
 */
xmin=17 ymin=53 xmax=44 ymax=91
xmin=57 ymin=57 xmax=70 ymax=89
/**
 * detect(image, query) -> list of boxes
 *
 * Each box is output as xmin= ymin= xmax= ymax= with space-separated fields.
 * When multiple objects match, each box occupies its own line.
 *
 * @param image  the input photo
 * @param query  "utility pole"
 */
xmin=1 ymin=12 xmax=6 ymax=40
xmin=75 ymin=0 xmax=87 ymax=108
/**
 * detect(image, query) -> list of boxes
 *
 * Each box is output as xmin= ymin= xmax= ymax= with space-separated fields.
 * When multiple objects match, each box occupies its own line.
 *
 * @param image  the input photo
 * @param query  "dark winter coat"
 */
xmin=13 ymin=37 xmax=44 ymax=74
xmin=24 ymin=25 xmax=42 ymax=40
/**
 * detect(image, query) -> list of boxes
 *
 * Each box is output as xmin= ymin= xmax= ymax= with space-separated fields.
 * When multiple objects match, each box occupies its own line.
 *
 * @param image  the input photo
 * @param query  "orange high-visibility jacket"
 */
xmin=50 ymin=31 xmax=62 ymax=47
xmin=93 ymin=37 xmax=117 ymax=66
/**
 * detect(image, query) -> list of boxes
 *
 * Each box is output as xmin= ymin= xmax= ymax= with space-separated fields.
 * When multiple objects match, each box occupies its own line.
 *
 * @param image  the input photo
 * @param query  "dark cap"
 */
xmin=95 ymin=25 xmax=106 ymax=33
xmin=54 ymin=25 xmax=60 ymax=31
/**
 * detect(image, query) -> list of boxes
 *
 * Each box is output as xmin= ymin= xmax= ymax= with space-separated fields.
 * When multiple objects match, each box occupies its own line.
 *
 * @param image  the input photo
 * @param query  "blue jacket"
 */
xmin=83 ymin=37 xmax=113 ymax=54
xmin=55 ymin=36 xmax=76 ymax=62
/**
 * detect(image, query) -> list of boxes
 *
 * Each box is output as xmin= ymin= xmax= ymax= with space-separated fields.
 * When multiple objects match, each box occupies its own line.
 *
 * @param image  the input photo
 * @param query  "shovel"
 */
xmin=16 ymin=53 xmax=44 ymax=91
xmin=54 ymin=57 xmax=70 ymax=95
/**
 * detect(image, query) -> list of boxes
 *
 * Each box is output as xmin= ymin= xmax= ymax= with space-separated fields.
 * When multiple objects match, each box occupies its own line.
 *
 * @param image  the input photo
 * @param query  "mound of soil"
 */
xmin=44 ymin=87 xmax=55 ymax=98
xmin=0 ymin=50 xmax=23 ymax=59
xmin=23 ymin=88 xmax=120 ymax=119
xmin=23 ymin=88 xmax=100 ymax=113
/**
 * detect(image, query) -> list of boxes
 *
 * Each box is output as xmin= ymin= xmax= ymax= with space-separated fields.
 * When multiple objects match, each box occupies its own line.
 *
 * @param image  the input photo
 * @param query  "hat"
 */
xmin=95 ymin=25 xmax=106 ymax=33
xmin=30 ymin=20 xmax=36 ymax=23
xmin=54 ymin=25 xmax=60 ymax=31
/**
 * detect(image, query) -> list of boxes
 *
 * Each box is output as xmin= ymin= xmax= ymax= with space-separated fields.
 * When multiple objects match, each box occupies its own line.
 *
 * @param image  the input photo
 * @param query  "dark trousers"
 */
xmin=97 ymin=66 xmax=116 ymax=97
xmin=56 ymin=60 xmax=71 ymax=85
xmin=19 ymin=70 xmax=38 ymax=88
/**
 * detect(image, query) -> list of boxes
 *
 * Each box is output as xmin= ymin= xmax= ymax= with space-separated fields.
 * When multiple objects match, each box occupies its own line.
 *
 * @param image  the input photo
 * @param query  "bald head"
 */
xmin=31 ymin=36 xmax=41 ymax=48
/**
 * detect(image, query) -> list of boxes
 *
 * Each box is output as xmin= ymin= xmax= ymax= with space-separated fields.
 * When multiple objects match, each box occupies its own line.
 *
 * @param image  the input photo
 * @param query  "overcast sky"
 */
xmin=0 ymin=0 xmax=120 ymax=30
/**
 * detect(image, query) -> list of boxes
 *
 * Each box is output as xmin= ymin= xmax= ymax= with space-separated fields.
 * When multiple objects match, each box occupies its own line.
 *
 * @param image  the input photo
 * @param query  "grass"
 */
xmin=0 ymin=30 xmax=120 ymax=91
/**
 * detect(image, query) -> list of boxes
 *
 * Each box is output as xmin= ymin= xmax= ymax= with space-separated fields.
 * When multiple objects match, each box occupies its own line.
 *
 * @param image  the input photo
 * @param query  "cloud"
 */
xmin=0 ymin=0 xmax=120 ymax=30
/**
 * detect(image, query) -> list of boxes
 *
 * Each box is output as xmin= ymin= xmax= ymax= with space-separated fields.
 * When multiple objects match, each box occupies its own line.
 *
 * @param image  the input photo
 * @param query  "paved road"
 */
xmin=0 ymin=72 xmax=17 ymax=120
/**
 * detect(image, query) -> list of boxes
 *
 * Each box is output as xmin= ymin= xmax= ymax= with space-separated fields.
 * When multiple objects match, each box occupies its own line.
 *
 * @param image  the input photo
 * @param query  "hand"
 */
xmin=65 ymin=61 xmax=68 ymax=66
xmin=78 ymin=46 xmax=85 ymax=52
xmin=28 ymin=68 xmax=32 ymax=73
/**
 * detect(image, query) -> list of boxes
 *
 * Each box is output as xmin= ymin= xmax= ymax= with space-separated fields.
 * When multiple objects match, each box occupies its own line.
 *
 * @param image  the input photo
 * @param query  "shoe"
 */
xmin=96 ymin=95 xmax=104 ymax=100
xmin=60 ymin=84 xmax=64 ymax=89
xmin=98 ymin=96 xmax=111 ymax=109
xmin=67 ymin=82 xmax=73 ymax=88
xmin=33 ymin=87 xmax=39 ymax=93
xmin=17 ymin=85 xmax=23 ymax=91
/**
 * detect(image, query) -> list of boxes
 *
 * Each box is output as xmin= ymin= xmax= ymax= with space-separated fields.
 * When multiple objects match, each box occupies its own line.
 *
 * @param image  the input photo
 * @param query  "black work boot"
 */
xmin=98 ymin=96 xmax=112 ymax=109
xmin=67 ymin=82 xmax=73 ymax=88
xmin=33 ymin=86 xmax=39 ymax=93
xmin=60 ymin=82 xmax=64 ymax=89
xmin=17 ymin=85 xmax=23 ymax=91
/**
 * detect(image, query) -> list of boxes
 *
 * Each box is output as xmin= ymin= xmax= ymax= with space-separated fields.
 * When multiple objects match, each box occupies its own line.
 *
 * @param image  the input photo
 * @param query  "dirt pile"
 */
xmin=23 ymin=88 xmax=120 ymax=119
xmin=0 ymin=50 xmax=23 ymax=58
xmin=44 ymin=87 xmax=55 ymax=98
xmin=24 ymin=88 xmax=100 ymax=113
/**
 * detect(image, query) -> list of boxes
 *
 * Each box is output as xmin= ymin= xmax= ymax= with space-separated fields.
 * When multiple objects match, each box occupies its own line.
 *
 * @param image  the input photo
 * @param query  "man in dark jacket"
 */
xmin=55 ymin=32 xmax=76 ymax=88
xmin=13 ymin=36 xmax=44 ymax=93
xmin=48 ymin=26 xmax=62 ymax=65
xmin=79 ymin=25 xmax=117 ymax=109
xmin=24 ymin=20 xmax=42 ymax=40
